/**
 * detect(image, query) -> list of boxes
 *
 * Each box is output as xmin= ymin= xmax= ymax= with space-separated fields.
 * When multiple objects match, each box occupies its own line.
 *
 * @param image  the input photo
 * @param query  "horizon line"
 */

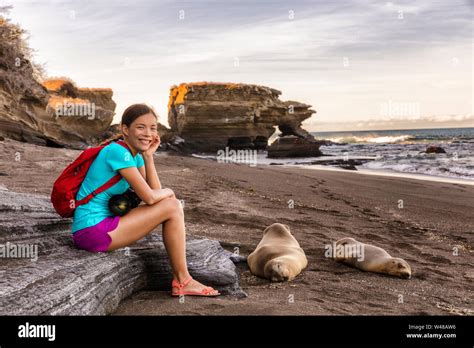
xmin=309 ymin=126 xmax=474 ymax=133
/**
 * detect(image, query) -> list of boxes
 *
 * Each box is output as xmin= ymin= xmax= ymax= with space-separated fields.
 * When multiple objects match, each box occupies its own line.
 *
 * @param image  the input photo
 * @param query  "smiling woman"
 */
xmin=71 ymin=103 xmax=220 ymax=297
xmin=121 ymin=104 xmax=159 ymax=155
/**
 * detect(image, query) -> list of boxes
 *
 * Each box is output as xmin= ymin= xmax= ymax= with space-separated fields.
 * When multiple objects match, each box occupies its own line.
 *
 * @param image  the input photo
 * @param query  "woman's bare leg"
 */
xmin=107 ymin=197 xmax=175 ymax=249
xmin=160 ymin=200 xmax=189 ymax=281
xmin=107 ymin=197 xmax=218 ymax=295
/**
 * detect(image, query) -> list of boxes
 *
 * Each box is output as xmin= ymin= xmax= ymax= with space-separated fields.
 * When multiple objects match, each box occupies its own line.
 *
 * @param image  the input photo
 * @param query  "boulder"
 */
xmin=425 ymin=145 xmax=446 ymax=154
xmin=0 ymin=189 xmax=246 ymax=315
xmin=167 ymin=82 xmax=316 ymax=152
xmin=267 ymin=135 xmax=323 ymax=158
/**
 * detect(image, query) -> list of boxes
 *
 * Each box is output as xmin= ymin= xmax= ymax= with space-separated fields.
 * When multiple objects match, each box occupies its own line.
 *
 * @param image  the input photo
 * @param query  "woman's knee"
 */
xmin=156 ymin=197 xmax=183 ymax=218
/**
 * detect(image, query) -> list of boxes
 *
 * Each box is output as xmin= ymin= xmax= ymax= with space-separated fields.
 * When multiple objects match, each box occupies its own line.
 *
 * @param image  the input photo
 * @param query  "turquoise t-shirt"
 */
xmin=71 ymin=142 xmax=144 ymax=233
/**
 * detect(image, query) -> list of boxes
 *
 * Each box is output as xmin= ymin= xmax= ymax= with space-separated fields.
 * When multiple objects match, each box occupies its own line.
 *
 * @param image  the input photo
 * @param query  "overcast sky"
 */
xmin=6 ymin=0 xmax=473 ymax=131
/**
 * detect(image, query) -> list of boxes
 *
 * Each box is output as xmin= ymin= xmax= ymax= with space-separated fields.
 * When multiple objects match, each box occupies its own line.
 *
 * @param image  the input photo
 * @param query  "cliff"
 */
xmin=0 ymin=13 xmax=116 ymax=149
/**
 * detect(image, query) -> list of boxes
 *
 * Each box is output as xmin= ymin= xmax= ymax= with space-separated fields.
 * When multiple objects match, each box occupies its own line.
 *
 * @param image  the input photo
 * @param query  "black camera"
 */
xmin=108 ymin=189 xmax=142 ymax=216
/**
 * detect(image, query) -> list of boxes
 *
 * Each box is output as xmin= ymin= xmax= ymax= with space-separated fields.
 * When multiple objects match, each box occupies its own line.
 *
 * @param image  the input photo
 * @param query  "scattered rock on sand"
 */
xmin=267 ymin=135 xmax=323 ymax=158
xmin=425 ymin=145 xmax=446 ymax=154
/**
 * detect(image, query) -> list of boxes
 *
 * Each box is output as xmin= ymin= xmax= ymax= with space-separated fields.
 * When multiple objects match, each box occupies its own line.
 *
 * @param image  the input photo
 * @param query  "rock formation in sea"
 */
xmin=167 ymin=82 xmax=319 ymax=154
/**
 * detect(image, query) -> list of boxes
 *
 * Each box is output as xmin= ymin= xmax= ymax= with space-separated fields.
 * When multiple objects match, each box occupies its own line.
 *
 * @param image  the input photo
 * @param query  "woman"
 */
xmin=71 ymin=103 xmax=219 ymax=297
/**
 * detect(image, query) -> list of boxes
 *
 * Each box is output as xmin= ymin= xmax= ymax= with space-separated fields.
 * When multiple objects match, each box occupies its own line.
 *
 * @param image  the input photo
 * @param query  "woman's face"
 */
xmin=122 ymin=112 xmax=158 ymax=153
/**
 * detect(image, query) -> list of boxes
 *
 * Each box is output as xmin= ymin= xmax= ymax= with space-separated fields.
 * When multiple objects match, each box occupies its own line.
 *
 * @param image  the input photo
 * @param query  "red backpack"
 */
xmin=51 ymin=139 xmax=130 ymax=218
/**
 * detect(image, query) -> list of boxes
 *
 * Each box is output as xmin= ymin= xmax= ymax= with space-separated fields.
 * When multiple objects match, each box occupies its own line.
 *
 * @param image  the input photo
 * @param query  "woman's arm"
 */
xmin=143 ymin=154 xmax=161 ymax=190
xmin=119 ymin=166 xmax=173 ymax=205
xmin=140 ymin=134 xmax=162 ymax=190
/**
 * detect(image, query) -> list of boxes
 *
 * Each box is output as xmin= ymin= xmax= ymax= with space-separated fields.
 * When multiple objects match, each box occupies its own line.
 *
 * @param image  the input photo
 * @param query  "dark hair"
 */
xmin=99 ymin=104 xmax=157 ymax=146
xmin=121 ymin=103 xmax=158 ymax=127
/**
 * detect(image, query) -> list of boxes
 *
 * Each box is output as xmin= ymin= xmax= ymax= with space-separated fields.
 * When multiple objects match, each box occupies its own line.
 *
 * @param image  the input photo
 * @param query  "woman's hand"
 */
xmin=159 ymin=188 xmax=175 ymax=199
xmin=142 ymin=134 xmax=160 ymax=158
xmin=150 ymin=188 xmax=175 ymax=204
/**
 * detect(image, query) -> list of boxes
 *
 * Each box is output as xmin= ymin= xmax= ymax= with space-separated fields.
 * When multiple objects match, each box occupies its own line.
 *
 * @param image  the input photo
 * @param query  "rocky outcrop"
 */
xmin=0 ymin=13 xmax=116 ymax=149
xmin=43 ymin=79 xmax=116 ymax=144
xmin=0 ymin=76 xmax=116 ymax=149
xmin=167 ymin=82 xmax=316 ymax=153
xmin=0 ymin=189 xmax=246 ymax=315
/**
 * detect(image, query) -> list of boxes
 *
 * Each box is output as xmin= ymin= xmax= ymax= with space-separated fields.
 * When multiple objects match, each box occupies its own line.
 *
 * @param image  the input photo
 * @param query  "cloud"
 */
xmin=7 ymin=0 xmax=473 ymax=129
xmin=307 ymin=114 xmax=474 ymax=132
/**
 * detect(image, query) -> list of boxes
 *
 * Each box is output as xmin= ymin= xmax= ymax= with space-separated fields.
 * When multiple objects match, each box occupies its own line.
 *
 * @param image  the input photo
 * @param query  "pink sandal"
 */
xmin=171 ymin=276 xmax=220 ymax=297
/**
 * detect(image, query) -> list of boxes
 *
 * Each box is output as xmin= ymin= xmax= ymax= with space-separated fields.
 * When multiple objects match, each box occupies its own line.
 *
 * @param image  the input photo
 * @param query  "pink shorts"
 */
xmin=72 ymin=216 xmax=120 ymax=253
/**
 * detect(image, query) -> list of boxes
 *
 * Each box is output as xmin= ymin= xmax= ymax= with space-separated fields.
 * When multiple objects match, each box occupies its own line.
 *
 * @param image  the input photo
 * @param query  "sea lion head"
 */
xmin=263 ymin=223 xmax=290 ymax=236
xmin=384 ymin=257 xmax=412 ymax=279
xmin=264 ymin=259 xmax=292 ymax=282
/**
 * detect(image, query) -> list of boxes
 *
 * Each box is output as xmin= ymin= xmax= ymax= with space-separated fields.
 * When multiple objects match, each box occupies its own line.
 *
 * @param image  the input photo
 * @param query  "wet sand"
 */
xmin=0 ymin=138 xmax=472 ymax=315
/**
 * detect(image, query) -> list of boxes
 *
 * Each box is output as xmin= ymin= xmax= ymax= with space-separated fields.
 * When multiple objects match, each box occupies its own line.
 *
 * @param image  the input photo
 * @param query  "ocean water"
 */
xmin=192 ymin=127 xmax=474 ymax=182
xmin=311 ymin=127 xmax=474 ymax=181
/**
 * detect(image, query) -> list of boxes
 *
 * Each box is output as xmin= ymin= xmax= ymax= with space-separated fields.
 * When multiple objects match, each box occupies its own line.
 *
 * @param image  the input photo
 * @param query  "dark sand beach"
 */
xmin=0 ymin=138 xmax=472 ymax=315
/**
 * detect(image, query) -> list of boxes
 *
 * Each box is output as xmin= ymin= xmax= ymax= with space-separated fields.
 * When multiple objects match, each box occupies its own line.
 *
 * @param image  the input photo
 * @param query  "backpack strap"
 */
xmin=116 ymin=140 xmax=131 ymax=152
xmin=75 ymin=174 xmax=122 ymax=206
xmin=75 ymin=139 xmax=133 ymax=207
